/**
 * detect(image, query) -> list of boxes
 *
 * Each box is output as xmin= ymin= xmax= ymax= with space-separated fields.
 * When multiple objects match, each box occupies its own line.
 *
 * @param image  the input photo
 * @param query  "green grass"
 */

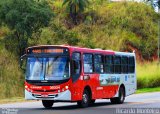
xmin=136 ymin=87 xmax=160 ymax=94
xmin=137 ymin=62 xmax=160 ymax=89
xmin=0 ymin=97 xmax=25 ymax=104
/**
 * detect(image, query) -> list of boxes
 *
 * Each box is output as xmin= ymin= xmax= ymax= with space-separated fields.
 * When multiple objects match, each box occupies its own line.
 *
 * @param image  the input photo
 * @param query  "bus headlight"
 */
xmin=25 ymin=85 xmax=28 ymax=89
xmin=65 ymin=86 xmax=69 ymax=89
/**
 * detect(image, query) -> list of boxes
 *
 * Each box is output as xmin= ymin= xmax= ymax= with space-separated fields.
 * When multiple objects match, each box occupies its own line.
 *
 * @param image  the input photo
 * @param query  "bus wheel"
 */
xmin=110 ymin=86 xmax=125 ymax=104
xmin=42 ymin=100 xmax=54 ymax=109
xmin=77 ymin=90 xmax=90 ymax=108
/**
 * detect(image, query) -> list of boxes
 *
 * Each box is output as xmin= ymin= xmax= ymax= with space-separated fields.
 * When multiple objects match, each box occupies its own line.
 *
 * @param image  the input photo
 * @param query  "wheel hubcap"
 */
xmin=83 ymin=94 xmax=88 ymax=103
xmin=120 ymin=91 xmax=124 ymax=101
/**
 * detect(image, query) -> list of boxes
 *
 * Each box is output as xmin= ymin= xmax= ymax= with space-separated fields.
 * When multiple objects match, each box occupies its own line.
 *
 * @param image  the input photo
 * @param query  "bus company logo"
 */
xmin=50 ymin=86 xmax=60 ymax=89
xmin=96 ymin=87 xmax=103 ymax=90
xmin=30 ymin=86 xmax=42 ymax=89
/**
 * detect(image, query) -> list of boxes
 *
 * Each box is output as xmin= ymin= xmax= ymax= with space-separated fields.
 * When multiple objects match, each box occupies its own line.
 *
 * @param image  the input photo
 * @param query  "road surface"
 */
xmin=0 ymin=92 xmax=160 ymax=114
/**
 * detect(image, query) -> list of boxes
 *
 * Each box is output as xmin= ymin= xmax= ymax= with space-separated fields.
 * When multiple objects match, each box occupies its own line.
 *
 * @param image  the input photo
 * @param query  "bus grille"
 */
xmin=32 ymin=94 xmax=58 ymax=98
xmin=33 ymin=90 xmax=57 ymax=92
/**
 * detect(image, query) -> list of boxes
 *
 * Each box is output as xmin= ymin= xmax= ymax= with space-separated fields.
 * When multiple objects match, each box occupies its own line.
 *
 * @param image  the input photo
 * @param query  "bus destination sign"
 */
xmin=27 ymin=48 xmax=68 ymax=54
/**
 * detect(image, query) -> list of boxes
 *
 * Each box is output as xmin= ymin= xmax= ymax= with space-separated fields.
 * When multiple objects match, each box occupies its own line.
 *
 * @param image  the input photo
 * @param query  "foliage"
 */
xmin=62 ymin=0 xmax=89 ymax=24
xmin=137 ymin=62 xmax=160 ymax=88
xmin=29 ymin=21 xmax=80 ymax=46
xmin=136 ymin=87 xmax=160 ymax=93
xmin=0 ymin=42 xmax=23 ymax=99
xmin=31 ymin=1 xmax=159 ymax=60
xmin=0 ymin=0 xmax=53 ymax=56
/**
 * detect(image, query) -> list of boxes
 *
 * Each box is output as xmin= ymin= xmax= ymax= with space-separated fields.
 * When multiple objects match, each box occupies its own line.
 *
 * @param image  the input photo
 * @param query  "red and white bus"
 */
xmin=21 ymin=45 xmax=136 ymax=108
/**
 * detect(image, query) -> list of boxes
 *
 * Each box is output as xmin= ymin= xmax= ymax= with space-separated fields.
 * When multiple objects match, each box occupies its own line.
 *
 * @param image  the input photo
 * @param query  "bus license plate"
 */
xmin=42 ymin=94 xmax=48 ymax=97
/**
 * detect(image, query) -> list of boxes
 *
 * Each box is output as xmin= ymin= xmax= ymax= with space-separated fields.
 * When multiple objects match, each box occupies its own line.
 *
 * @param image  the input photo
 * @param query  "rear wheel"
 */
xmin=110 ymin=86 xmax=125 ymax=104
xmin=42 ymin=100 xmax=54 ymax=109
xmin=77 ymin=90 xmax=90 ymax=108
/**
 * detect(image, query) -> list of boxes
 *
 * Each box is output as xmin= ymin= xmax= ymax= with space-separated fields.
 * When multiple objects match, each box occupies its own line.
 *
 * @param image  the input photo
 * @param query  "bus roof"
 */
xmin=27 ymin=45 xmax=135 ymax=56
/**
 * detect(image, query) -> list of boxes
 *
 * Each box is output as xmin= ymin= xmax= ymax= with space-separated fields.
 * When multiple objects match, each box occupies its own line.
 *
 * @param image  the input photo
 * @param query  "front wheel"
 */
xmin=110 ymin=87 xmax=125 ymax=104
xmin=42 ymin=100 xmax=54 ymax=109
xmin=77 ymin=90 xmax=90 ymax=108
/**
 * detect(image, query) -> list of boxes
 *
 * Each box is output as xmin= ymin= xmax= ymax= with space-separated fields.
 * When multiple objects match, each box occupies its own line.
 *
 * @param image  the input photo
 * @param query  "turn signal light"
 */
xmin=84 ymin=75 xmax=90 ymax=80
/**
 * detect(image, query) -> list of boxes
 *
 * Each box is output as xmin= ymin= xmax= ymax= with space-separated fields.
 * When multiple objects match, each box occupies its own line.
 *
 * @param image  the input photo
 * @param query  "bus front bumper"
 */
xmin=25 ymin=89 xmax=71 ymax=101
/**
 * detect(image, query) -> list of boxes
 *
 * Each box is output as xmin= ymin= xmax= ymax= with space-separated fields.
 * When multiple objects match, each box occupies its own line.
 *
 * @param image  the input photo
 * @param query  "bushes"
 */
xmin=0 ymin=0 xmax=53 ymax=56
xmin=0 ymin=1 xmax=159 ymax=58
xmin=137 ymin=62 xmax=160 ymax=88
xmin=0 ymin=43 xmax=23 ymax=99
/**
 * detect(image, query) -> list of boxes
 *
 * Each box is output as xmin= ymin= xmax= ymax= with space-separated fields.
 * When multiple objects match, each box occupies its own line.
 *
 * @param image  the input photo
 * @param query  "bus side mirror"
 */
xmin=20 ymin=55 xmax=26 ymax=72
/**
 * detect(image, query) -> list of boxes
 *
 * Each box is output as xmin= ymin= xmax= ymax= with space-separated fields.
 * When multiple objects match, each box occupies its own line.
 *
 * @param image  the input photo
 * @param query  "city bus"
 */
xmin=21 ymin=45 xmax=136 ymax=108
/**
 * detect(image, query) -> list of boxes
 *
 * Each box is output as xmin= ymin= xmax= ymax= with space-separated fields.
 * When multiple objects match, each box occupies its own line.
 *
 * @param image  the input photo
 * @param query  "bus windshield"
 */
xmin=26 ymin=56 xmax=69 ymax=81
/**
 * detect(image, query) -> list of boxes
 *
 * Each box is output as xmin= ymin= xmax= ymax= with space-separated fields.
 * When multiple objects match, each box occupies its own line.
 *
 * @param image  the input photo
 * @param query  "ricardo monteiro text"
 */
xmin=116 ymin=108 xmax=160 ymax=114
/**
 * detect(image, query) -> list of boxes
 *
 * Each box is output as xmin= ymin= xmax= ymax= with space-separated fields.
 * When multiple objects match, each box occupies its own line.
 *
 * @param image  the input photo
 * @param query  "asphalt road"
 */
xmin=1 ymin=92 xmax=160 ymax=114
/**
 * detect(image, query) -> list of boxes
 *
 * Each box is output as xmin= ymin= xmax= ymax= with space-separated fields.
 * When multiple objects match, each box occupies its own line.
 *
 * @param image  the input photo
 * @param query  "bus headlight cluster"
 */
xmin=61 ymin=86 xmax=69 ymax=92
xmin=25 ymin=86 xmax=32 ymax=92
xmin=65 ymin=86 xmax=69 ymax=89
xmin=25 ymin=85 xmax=28 ymax=89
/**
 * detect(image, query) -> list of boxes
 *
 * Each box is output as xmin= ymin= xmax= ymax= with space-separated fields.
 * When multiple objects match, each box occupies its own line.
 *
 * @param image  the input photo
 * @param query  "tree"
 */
xmin=63 ymin=0 xmax=89 ymax=25
xmin=0 ymin=0 xmax=53 ymax=56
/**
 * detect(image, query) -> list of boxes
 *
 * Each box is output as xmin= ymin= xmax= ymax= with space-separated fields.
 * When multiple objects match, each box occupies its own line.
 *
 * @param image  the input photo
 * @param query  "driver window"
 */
xmin=72 ymin=52 xmax=81 ymax=82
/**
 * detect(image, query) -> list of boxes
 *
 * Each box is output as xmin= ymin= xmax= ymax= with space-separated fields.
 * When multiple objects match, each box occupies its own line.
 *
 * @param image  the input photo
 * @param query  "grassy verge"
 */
xmin=136 ymin=87 xmax=160 ymax=94
xmin=0 ymin=97 xmax=25 ymax=104
xmin=137 ymin=62 xmax=160 ymax=88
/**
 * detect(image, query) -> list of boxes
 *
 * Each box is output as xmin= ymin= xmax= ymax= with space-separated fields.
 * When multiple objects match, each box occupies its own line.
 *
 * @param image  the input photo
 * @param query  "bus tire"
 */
xmin=42 ymin=100 xmax=54 ymax=109
xmin=77 ymin=89 xmax=90 ymax=108
xmin=110 ymin=86 xmax=125 ymax=104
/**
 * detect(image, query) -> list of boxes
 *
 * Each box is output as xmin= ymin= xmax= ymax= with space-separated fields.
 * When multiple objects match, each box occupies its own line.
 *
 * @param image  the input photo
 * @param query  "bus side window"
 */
xmin=114 ymin=56 xmax=121 ymax=74
xmin=128 ymin=56 xmax=135 ymax=73
xmin=121 ymin=56 xmax=128 ymax=74
xmin=105 ymin=55 xmax=114 ymax=73
xmin=83 ymin=54 xmax=93 ymax=73
xmin=72 ymin=52 xmax=81 ymax=82
xmin=94 ymin=54 xmax=104 ymax=73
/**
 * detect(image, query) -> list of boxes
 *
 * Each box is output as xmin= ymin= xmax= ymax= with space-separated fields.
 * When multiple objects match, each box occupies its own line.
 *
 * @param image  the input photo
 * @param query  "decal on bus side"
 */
xmin=99 ymin=74 xmax=120 ymax=86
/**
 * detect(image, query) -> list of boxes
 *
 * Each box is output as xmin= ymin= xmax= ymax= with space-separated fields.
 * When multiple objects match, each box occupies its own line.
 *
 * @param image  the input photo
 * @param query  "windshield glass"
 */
xmin=26 ymin=56 xmax=70 ymax=81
